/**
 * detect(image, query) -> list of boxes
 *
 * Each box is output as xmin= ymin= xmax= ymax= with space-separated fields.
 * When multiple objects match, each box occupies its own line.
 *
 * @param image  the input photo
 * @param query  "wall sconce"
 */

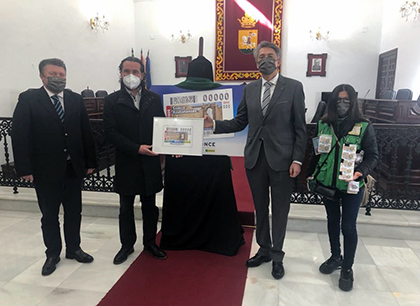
xmin=400 ymin=1 xmax=420 ymax=21
xmin=309 ymin=28 xmax=330 ymax=41
xmin=90 ymin=13 xmax=109 ymax=32
xmin=171 ymin=30 xmax=192 ymax=43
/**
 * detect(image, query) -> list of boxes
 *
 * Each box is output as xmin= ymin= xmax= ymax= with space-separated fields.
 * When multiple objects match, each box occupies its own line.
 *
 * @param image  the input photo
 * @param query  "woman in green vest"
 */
xmin=307 ymin=84 xmax=379 ymax=291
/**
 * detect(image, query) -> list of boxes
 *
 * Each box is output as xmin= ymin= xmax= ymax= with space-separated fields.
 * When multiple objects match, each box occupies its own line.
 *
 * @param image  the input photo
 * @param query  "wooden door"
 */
xmin=375 ymin=48 xmax=398 ymax=99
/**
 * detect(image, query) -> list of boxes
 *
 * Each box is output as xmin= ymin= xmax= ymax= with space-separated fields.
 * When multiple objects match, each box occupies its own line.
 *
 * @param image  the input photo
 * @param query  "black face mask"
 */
xmin=337 ymin=98 xmax=350 ymax=117
xmin=257 ymin=57 xmax=277 ymax=75
xmin=45 ymin=77 xmax=66 ymax=93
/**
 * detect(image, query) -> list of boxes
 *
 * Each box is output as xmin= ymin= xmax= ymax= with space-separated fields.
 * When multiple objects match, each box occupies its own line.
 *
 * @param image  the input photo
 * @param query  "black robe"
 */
xmin=159 ymin=82 xmax=244 ymax=256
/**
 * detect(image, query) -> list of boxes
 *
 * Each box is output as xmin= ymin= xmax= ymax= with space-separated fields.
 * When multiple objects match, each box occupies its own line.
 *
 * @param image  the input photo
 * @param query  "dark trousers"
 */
xmin=119 ymin=194 xmax=158 ymax=249
xmin=323 ymin=187 xmax=364 ymax=270
xmin=246 ymin=147 xmax=294 ymax=262
xmin=34 ymin=162 xmax=83 ymax=257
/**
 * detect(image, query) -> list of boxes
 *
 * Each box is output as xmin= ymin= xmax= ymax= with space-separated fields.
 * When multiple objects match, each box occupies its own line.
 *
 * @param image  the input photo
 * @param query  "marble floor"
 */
xmin=0 ymin=209 xmax=419 ymax=306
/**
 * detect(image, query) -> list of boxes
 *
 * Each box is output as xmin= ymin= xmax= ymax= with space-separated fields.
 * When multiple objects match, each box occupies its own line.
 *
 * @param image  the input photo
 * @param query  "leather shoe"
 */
xmin=42 ymin=256 xmax=60 ymax=276
xmin=246 ymin=253 xmax=271 ymax=267
xmin=272 ymin=261 xmax=285 ymax=279
xmin=66 ymin=248 xmax=94 ymax=263
xmin=113 ymin=247 xmax=134 ymax=265
xmin=144 ymin=244 xmax=167 ymax=260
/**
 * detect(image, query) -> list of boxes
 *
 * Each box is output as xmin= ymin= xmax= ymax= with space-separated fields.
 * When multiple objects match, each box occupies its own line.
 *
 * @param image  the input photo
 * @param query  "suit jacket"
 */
xmin=11 ymin=87 xmax=97 ymax=181
xmin=215 ymin=75 xmax=307 ymax=171
xmin=103 ymin=86 xmax=164 ymax=196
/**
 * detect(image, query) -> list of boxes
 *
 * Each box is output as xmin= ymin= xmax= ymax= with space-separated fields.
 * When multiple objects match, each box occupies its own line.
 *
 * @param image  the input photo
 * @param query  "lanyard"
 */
xmin=330 ymin=125 xmax=341 ymax=148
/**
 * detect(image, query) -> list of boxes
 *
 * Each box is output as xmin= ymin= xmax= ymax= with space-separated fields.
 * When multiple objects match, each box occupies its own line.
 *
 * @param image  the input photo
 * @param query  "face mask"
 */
xmin=45 ymin=77 xmax=66 ymax=93
xmin=257 ymin=57 xmax=277 ymax=75
xmin=337 ymin=98 xmax=350 ymax=117
xmin=123 ymin=74 xmax=141 ymax=90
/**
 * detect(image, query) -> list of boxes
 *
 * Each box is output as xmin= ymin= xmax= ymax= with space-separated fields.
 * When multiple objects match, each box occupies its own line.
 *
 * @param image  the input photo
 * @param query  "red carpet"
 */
xmin=98 ymin=228 xmax=254 ymax=306
xmin=231 ymin=157 xmax=255 ymax=226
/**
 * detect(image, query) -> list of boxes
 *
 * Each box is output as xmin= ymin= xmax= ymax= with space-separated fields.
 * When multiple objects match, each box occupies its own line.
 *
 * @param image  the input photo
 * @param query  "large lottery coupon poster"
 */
xmin=163 ymin=88 xmax=234 ymax=140
xmin=152 ymin=85 xmax=247 ymax=156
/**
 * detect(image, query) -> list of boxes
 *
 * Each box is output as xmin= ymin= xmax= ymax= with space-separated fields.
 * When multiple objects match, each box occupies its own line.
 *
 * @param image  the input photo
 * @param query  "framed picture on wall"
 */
xmin=175 ymin=56 xmax=192 ymax=78
xmin=307 ymin=53 xmax=327 ymax=77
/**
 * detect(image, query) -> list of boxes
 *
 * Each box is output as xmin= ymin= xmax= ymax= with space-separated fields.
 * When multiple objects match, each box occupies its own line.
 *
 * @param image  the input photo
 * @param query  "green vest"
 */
xmin=314 ymin=121 xmax=368 ymax=192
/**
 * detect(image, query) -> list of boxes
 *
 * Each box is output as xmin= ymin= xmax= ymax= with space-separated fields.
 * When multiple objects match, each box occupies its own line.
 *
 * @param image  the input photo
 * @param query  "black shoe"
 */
xmin=42 ymin=257 xmax=60 ymax=276
xmin=339 ymin=268 xmax=354 ymax=291
xmin=113 ymin=247 xmax=134 ymax=265
xmin=66 ymin=248 xmax=94 ymax=263
xmin=246 ymin=253 xmax=271 ymax=267
xmin=271 ymin=261 xmax=285 ymax=279
xmin=144 ymin=244 xmax=167 ymax=260
xmin=319 ymin=255 xmax=343 ymax=274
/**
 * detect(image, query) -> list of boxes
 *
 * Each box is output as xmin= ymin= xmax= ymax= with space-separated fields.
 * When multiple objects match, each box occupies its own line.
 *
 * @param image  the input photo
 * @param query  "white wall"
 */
xmin=282 ymin=0 xmax=383 ymax=117
xmin=133 ymin=0 xmax=216 ymax=85
xmin=133 ymin=0 xmax=384 ymax=120
xmin=1 ymin=0 xmax=418 ymax=118
xmin=0 ymin=0 xmax=136 ymax=116
xmin=381 ymin=0 xmax=420 ymax=99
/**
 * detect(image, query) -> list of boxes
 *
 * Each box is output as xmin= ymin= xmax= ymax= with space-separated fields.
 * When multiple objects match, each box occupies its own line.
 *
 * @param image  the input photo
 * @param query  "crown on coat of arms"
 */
xmin=237 ymin=14 xmax=258 ymax=28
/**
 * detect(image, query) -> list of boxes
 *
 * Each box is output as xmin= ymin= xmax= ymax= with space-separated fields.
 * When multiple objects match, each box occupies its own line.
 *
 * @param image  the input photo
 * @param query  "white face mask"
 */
xmin=123 ymin=74 xmax=141 ymax=90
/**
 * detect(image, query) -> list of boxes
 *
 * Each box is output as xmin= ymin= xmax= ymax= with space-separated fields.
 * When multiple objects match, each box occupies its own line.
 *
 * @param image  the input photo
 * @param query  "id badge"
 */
xmin=312 ymin=137 xmax=320 ymax=155
xmin=348 ymin=124 xmax=362 ymax=136
xmin=347 ymin=181 xmax=360 ymax=194
xmin=318 ymin=134 xmax=332 ymax=153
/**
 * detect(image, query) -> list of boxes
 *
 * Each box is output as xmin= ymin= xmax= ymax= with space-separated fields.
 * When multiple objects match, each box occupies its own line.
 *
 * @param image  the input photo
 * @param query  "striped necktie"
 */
xmin=261 ymin=82 xmax=272 ymax=116
xmin=52 ymin=95 xmax=64 ymax=123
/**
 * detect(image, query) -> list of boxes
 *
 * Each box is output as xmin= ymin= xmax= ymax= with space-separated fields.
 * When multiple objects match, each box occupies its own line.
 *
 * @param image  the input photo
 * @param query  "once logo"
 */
xmin=203 ymin=142 xmax=216 ymax=147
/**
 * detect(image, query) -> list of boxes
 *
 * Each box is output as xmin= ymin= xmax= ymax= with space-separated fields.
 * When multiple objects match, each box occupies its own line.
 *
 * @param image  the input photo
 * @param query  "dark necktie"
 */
xmin=52 ymin=95 xmax=64 ymax=123
xmin=262 ymin=82 xmax=272 ymax=116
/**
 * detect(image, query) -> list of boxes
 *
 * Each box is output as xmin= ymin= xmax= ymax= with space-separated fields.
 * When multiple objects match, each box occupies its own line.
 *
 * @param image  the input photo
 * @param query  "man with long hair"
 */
xmin=103 ymin=57 xmax=167 ymax=264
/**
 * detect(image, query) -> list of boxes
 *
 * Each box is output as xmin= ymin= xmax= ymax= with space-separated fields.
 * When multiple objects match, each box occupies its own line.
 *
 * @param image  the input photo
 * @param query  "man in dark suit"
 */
xmin=12 ymin=58 xmax=97 ymax=276
xmin=204 ymin=41 xmax=307 ymax=279
xmin=103 ymin=57 xmax=167 ymax=264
